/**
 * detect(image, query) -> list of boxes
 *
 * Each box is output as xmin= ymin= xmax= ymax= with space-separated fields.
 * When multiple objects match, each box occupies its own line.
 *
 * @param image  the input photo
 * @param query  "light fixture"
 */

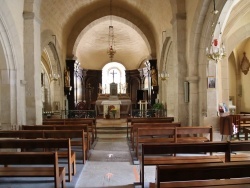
xmin=50 ymin=73 xmax=60 ymax=81
xmin=206 ymin=0 xmax=226 ymax=63
xmin=159 ymin=70 xmax=169 ymax=81
xmin=107 ymin=0 xmax=116 ymax=61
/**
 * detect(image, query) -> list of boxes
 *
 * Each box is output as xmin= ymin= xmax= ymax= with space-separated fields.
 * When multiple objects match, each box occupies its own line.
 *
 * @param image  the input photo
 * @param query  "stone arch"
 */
xmin=67 ymin=5 xmax=156 ymax=60
xmin=41 ymin=41 xmax=63 ymax=112
xmin=225 ymin=23 xmax=250 ymax=113
xmin=160 ymin=38 xmax=175 ymax=117
xmin=0 ymin=0 xmax=24 ymax=127
xmin=197 ymin=0 xmax=235 ymax=128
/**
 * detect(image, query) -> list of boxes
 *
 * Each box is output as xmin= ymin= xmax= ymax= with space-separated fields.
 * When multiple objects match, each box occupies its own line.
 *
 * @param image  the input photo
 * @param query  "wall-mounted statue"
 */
xmin=241 ymin=52 xmax=250 ymax=75
xmin=64 ymin=67 xmax=70 ymax=87
xmin=151 ymin=66 xmax=158 ymax=86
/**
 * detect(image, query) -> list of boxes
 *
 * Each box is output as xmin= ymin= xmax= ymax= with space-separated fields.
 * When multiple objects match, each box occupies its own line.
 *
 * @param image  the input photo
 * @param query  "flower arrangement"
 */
xmin=107 ymin=105 xmax=117 ymax=118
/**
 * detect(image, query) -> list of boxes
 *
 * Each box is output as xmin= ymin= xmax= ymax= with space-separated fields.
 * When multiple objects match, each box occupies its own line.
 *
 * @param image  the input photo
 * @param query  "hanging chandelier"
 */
xmin=107 ymin=0 xmax=116 ymax=61
xmin=206 ymin=0 xmax=226 ymax=63
xmin=206 ymin=38 xmax=226 ymax=63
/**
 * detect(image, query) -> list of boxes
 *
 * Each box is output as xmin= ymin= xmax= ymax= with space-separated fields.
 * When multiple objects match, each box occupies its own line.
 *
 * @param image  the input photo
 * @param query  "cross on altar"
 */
xmin=110 ymin=70 xmax=117 ymax=83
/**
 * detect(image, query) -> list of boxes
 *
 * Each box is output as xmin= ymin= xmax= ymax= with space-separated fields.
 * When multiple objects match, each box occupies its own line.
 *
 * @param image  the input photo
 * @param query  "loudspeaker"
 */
xmin=184 ymin=81 xmax=189 ymax=103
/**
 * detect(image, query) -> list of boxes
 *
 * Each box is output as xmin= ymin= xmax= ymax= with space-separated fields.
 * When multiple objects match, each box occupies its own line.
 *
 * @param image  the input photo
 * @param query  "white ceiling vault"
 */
xmin=40 ymin=0 xmax=172 ymax=70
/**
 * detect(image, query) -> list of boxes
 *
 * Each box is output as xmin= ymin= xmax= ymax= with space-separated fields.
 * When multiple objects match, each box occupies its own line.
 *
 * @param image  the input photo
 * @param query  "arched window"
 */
xmin=102 ymin=62 xmax=126 ymax=94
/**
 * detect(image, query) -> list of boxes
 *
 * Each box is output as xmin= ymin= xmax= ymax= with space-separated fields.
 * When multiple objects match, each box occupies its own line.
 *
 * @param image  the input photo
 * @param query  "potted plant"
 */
xmin=152 ymin=103 xmax=164 ymax=117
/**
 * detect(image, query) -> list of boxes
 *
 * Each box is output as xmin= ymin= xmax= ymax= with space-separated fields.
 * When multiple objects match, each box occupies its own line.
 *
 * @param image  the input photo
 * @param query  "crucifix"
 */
xmin=110 ymin=70 xmax=117 ymax=83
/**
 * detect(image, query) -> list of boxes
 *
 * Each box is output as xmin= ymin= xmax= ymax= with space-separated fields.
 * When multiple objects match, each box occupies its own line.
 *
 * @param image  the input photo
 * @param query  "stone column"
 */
xmin=171 ymin=13 xmax=188 ymax=126
xmin=186 ymin=76 xmax=199 ymax=126
xmin=23 ymin=11 xmax=42 ymax=124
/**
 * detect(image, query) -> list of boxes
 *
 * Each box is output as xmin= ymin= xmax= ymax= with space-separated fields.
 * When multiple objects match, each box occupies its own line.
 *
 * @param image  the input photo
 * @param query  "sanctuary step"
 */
xmin=96 ymin=126 xmax=127 ymax=134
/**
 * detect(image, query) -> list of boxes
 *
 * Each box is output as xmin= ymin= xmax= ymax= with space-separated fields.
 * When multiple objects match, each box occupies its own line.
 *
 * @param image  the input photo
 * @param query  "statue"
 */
xmin=99 ymin=83 xmax=102 ymax=94
xmin=241 ymin=52 xmax=250 ymax=75
xmin=64 ymin=67 xmax=70 ymax=87
xmin=151 ymin=66 xmax=157 ymax=86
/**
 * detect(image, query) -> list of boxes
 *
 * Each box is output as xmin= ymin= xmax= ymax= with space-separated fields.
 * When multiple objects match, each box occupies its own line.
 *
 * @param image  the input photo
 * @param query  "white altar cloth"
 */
xmin=101 ymin=100 xmax=121 ymax=118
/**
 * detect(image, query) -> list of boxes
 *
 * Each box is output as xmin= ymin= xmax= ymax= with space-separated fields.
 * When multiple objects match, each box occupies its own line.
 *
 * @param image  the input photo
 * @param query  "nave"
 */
xmin=0 ymin=117 xmax=242 ymax=188
xmin=0 ymin=118 xmax=154 ymax=188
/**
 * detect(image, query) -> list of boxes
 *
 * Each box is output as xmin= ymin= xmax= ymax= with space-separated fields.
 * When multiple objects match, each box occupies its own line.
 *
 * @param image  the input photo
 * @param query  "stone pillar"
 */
xmin=186 ymin=76 xmax=199 ymax=126
xmin=171 ymin=13 xmax=188 ymax=126
xmin=23 ymin=12 xmax=42 ymax=124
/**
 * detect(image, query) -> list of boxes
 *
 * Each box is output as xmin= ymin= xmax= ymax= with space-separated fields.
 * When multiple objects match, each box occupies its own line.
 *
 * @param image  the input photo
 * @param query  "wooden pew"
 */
xmin=228 ymin=141 xmax=250 ymax=162
xmin=131 ymin=122 xmax=180 ymax=150
xmin=43 ymin=130 xmax=86 ymax=164
xmin=0 ymin=130 xmax=44 ymax=138
xmin=22 ymin=124 xmax=91 ymax=153
xmin=129 ymin=117 xmax=174 ymax=140
xmin=0 ymin=130 xmax=87 ymax=164
xmin=240 ymin=115 xmax=250 ymax=138
xmin=135 ymin=127 xmax=176 ymax=159
xmin=43 ymin=119 xmax=96 ymax=143
xmin=0 ymin=151 xmax=65 ymax=188
xmin=175 ymin=126 xmax=213 ymax=143
xmin=0 ymin=138 xmax=75 ymax=182
xmin=154 ymin=162 xmax=250 ymax=188
xmin=150 ymin=178 xmax=250 ymax=188
xmin=134 ymin=125 xmax=212 ymax=160
xmin=244 ymin=127 xmax=250 ymax=140
xmin=140 ymin=142 xmax=229 ymax=187
xmin=43 ymin=118 xmax=96 ymax=138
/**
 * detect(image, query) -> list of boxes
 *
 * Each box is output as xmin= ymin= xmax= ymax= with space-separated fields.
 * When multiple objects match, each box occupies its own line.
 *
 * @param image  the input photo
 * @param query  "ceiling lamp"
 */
xmin=50 ymin=73 xmax=60 ymax=81
xmin=159 ymin=70 xmax=169 ymax=81
xmin=206 ymin=0 xmax=226 ymax=63
xmin=107 ymin=0 xmax=116 ymax=61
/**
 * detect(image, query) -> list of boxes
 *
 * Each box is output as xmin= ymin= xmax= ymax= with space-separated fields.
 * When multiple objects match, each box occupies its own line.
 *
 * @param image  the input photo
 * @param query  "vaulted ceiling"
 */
xmin=39 ymin=0 xmax=250 ymax=71
xmin=40 ymin=0 xmax=173 ymax=70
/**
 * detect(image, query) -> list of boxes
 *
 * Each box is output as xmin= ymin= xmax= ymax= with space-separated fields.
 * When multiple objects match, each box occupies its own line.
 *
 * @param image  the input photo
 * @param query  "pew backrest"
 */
xmin=0 ymin=138 xmax=73 ymax=182
xmin=176 ymin=126 xmax=213 ymax=142
xmin=130 ymin=117 xmax=174 ymax=125
xmin=155 ymin=162 xmax=250 ymax=188
xmin=136 ymin=127 xmax=176 ymax=158
xmin=0 ymin=151 xmax=65 ymax=188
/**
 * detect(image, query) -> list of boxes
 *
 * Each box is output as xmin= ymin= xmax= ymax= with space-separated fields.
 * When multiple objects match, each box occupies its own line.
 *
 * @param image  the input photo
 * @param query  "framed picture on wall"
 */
xmin=207 ymin=76 xmax=216 ymax=89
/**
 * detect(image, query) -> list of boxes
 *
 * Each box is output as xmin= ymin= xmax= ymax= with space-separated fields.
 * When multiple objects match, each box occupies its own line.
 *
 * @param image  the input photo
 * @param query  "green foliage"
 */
xmin=152 ymin=103 xmax=164 ymax=110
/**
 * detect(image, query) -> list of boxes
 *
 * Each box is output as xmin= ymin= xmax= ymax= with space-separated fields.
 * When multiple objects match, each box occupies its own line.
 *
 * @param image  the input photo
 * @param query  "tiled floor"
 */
xmin=75 ymin=118 xmax=155 ymax=188
xmin=75 ymin=118 xmax=227 ymax=188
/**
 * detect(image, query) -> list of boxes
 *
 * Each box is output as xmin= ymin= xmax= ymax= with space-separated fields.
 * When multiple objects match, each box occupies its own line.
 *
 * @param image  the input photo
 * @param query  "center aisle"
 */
xmin=75 ymin=118 xmax=155 ymax=188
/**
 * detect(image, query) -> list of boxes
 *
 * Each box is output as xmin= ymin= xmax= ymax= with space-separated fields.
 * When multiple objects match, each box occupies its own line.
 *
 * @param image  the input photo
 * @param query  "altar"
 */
xmin=101 ymin=100 xmax=121 ymax=119
xmin=96 ymin=94 xmax=131 ymax=117
xmin=96 ymin=80 xmax=131 ymax=118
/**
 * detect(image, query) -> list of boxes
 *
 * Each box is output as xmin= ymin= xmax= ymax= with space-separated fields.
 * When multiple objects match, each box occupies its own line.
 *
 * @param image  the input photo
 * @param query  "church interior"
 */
xmin=2 ymin=0 xmax=250 ymax=187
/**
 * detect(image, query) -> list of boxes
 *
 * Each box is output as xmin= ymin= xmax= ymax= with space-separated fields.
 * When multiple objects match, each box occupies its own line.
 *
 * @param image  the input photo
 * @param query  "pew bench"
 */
xmin=140 ymin=142 xmax=229 ymax=187
xmin=153 ymin=162 xmax=250 ymax=188
xmin=240 ymin=115 xmax=250 ymax=136
xmin=43 ymin=130 xmax=87 ymax=164
xmin=134 ymin=125 xmax=211 ymax=159
xmin=150 ymin=178 xmax=250 ymax=188
xmin=175 ymin=126 xmax=213 ymax=143
xmin=0 ymin=151 xmax=65 ymax=188
xmin=135 ymin=127 xmax=176 ymax=159
xmin=129 ymin=117 xmax=174 ymax=140
xmin=131 ymin=122 xmax=181 ymax=150
xmin=0 ymin=130 xmax=87 ymax=164
xmin=226 ymin=141 xmax=250 ymax=162
xmin=43 ymin=118 xmax=96 ymax=141
xmin=0 ymin=138 xmax=75 ymax=182
xmin=22 ymin=124 xmax=92 ymax=153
